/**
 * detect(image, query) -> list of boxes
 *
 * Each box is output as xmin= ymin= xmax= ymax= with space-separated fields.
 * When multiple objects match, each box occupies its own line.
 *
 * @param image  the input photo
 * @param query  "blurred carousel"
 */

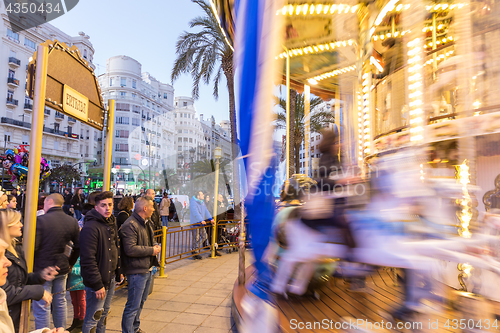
xmin=210 ymin=0 xmax=500 ymax=331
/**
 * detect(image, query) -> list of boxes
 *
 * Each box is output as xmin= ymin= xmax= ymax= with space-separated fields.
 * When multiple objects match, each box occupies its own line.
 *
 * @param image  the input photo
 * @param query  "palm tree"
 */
xmin=172 ymin=0 xmax=240 ymax=214
xmin=275 ymin=91 xmax=335 ymax=174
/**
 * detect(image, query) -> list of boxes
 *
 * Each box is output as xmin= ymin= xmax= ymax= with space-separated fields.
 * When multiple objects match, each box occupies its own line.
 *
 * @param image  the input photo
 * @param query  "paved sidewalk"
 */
xmin=29 ymin=251 xmax=243 ymax=333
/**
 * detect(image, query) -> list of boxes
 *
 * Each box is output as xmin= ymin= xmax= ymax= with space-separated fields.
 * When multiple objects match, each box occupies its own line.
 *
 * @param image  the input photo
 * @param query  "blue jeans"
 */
xmin=82 ymin=276 xmax=115 ymax=333
xmin=190 ymin=224 xmax=206 ymax=251
xmin=161 ymin=215 xmax=169 ymax=227
xmin=121 ymin=272 xmax=152 ymax=333
xmin=74 ymin=209 xmax=82 ymax=221
xmin=33 ymin=274 xmax=68 ymax=329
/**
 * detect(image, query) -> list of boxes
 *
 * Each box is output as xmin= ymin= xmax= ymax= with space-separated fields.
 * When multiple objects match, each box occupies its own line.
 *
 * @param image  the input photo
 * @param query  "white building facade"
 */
xmin=98 ymin=56 xmax=176 ymax=193
xmin=1 ymin=3 xmax=100 ymax=189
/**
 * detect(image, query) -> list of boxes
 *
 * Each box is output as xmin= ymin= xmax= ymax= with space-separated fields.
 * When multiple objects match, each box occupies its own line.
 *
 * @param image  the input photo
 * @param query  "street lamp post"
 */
xmin=189 ymin=147 xmax=195 ymax=182
xmin=211 ymin=146 xmax=222 ymax=258
xmin=148 ymin=133 xmax=152 ymax=190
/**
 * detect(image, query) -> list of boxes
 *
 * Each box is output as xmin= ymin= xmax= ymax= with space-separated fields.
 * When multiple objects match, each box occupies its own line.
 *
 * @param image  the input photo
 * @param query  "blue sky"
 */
xmin=52 ymin=0 xmax=230 ymax=123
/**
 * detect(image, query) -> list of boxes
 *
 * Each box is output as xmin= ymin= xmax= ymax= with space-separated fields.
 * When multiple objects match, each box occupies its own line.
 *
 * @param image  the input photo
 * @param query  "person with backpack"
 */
xmin=116 ymin=197 xmax=134 ymax=230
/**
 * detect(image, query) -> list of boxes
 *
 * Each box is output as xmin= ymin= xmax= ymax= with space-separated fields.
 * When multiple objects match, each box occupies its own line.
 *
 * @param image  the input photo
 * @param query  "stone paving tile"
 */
xmin=169 ymin=279 xmax=195 ymax=287
xmin=200 ymin=315 xmax=234 ymax=330
xmin=158 ymin=322 xmax=198 ymax=333
xmin=204 ymin=289 xmax=232 ymax=298
xmin=158 ymin=301 xmax=193 ymax=312
xmin=161 ymin=285 xmax=187 ymax=294
xmin=147 ymin=291 xmax=178 ymax=301
xmin=194 ymin=295 xmax=226 ymax=306
xmin=195 ymin=327 xmax=229 ymax=333
xmin=142 ymin=299 xmax=167 ymax=309
xmin=219 ymin=297 xmax=232 ymax=307
xmin=143 ymin=310 xmax=182 ymax=322
xmin=171 ymin=312 xmax=209 ymax=326
xmin=137 ymin=318 xmax=169 ymax=332
xmin=140 ymin=308 xmax=154 ymax=318
xmin=170 ymin=293 xmax=201 ymax=303
xmin=179 ymin=287 xmax=210 ymax=296
xmin=195 ymin=281 xmax=218 ymax=289
xmin=211 ymin=305 xmax=233 ymax=317
xmin=184 ymin=304 xmax=218 ymax=315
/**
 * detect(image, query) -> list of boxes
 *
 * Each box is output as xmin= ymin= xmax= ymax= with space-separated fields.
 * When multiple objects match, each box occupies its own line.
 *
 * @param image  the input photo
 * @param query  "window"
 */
xmin=178 ymin=137 xmax=182 ymax=142
xmin=132 ymin=80 xmax=137 ymax=89
xmin=7 ymin=29 xmax=19 ymax=42
xmin=67 ymin=143 xmax=72 ymax=152
xmin=22 ymin=134 xmax=29 ymax=145
xmin=7 ymin=90 xmax=14 ymax=99
xmin=132 ymin=93 xmax=137 ymax=100
xmin=183 ymin=138 xmax=188 ymax=142
xmin=4 ymin=133 xmax=11 ymax=142
xmin=24 ymin=38 xmax=36 ymax=49
xmin=311 ymin=136 xmax=314 ymax=142
xmin=67 ymin=126 xmax=72 ymax=134
xmin=121 ymin=78 xmax=126 ymax=87
xmin=120 ymin=92 xmax=126 ymax=97
xmin=189 ymin=138 xmax=193 ymax=143
xmin=178 ymin=146 xmax=182 ymax=151
xmin=83 ymin=49 xmax=87 ymax=59
xmin=8 ymin=69 xmax=15 ymax=79
xmin=42 ymin=138 xmax=46 ymax=148
xmin=115 ymin=130 xmax=129 ymax=138
xmin=54 ymin=141 xmax=59 ymax=150
xmin=115 ymin=117 xmax=129 ymax=124
xmin=116 ymin=103 xmax=130 ymax=112
xmin=115 ymin=144 xmax=129 ymax=151
xmin=109 ymin=78 xmax=113 ymax=86
xmin=163 ymin=93 xmax=168 ymax=99
xmin=54 ymin=123 xmax=60 ymax=132
xmin=316 ymin=135 xmax=320 ymax=140
xmin=132 ymin=118 xmax=140 ymax=126
xmin=183 ymin=102 xmax=187 ymax=106
xmin=177 ymin=129 xmax=182 ymax=133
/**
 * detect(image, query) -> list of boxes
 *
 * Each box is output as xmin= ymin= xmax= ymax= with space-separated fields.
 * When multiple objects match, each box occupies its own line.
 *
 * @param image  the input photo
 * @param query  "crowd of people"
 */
xmin=0 ymin=187 xmax=167 ymax=333
xmin=0 ymin=185 xmax=234 ymax=332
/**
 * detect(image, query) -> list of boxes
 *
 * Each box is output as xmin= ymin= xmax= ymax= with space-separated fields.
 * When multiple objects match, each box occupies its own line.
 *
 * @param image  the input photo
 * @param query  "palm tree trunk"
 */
xmin=289 ymin=90 xmax=296 ymax=176
xmin=222 ymin=57 xmax=245 ymax=285
xmin=294 ymin=140 xmax=301 ymax=175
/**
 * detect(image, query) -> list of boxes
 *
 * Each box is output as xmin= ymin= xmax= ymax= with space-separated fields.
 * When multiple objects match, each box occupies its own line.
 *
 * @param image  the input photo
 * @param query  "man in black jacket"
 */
xmin=32 ymin=193 xmax=80 ymax=330
xmin=62 ymin=189 xmax=72 ymax=215
xmin=145 ymin=189 xmax=161 ymax=231
xmin=120 ymin=196 xmax=160 ymax=333
xmin=80 ymin=191 xmax=122 ymax=333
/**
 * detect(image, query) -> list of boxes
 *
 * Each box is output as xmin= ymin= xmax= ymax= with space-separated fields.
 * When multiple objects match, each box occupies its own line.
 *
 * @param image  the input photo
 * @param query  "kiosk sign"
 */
xmin=63 ymin=85 xmax=89 ymax=121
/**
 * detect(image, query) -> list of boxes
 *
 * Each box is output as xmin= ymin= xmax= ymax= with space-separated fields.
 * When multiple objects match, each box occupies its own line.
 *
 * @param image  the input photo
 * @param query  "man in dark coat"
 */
xmin=119 ymin=196 xmax=160 ymax=333
xmin=63 ymin=189 xmax=73 ymax=215
xmin=32 ymin=193 xmax=80 ymax=330
xmin=145 ymin=189 xmax=161 ymax=231
xmin=80 ymin=191 xmax=121 ymax=333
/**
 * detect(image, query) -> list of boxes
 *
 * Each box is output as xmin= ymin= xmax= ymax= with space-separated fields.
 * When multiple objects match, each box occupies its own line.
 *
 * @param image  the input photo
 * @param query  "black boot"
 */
xmin=68 ymin=318 xmax=83 ymax=332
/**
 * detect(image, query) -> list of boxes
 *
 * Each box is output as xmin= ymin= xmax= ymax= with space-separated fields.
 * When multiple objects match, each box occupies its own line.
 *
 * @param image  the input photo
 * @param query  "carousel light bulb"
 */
xmin=330 ymin=4 xmax=336 ymax=13
xmin=282 ymin=6 xmax=287 ymax=15
xmin=310 ymin=4 xmax=315 ymax=14
xmin=295 ymin=5 xmax=302 ymax=15
xmin=438 ymin=24 xmax=443 ymax=30
xmin=441 ymin=4 xmax=448 ymax=10
xmin=323 ymin=5 xmax=329 ymax=14
xmin=380 ymin=35 xmax=385 ymax=40
xmin=387 ymin=33 xmax=392 ymax=38
xmin=404 ymin=4 xmax=410 ymax=9
xmin=394 ymin=31 xmax=399 ymax=36
xmin=344 ymin=6 xmax=350 ymax=13
xmin=396 ymin=4 xmax=403 ymax=11
xmin=316 ymin=4 xmax=322 ymax=14
xmin=302 ymin=4 xmax=309 ymax=14
xmin=288 ymin=5 xmax=294 ymax=14
xmin=319 ymin=45 xmax=324 ymax=51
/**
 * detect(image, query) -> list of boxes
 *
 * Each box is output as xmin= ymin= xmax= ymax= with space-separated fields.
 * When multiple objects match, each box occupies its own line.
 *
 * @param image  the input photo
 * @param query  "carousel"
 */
xmin=210 ymin=0 xmax=500 ymax=331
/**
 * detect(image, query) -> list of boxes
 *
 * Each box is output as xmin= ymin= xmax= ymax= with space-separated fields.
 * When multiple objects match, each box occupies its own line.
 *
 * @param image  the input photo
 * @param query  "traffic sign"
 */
xmin=115 ymin=165 xmax=120 ymax=170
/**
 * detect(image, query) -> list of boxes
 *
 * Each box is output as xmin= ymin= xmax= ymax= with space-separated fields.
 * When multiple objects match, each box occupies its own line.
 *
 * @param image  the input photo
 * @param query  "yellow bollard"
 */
xmin=159 ymin=226 xmax=168 ymax=278
xmin=211 ymin=151 xmax=221 ymax=258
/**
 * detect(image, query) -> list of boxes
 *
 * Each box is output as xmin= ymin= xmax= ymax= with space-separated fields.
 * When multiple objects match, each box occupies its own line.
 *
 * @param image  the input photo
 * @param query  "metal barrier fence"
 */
xmin=162 ymin=220 xmax=248 ymax=264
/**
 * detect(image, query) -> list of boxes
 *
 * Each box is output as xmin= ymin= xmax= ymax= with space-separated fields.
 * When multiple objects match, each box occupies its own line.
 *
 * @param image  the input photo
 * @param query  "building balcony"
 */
xmin=8 ymin=57 xmax=20 ymax=68
xmin=24 ymin=103 xmax=33 ymax=111
xmin=44 ymin=108 xmax=50 ymax=116
xmin=6 ymin=98 xmax=18 ymax=108
xmin=1 ymin=117 xmax=30 ymax=129
xmin=55 ymin=112 xmax=64 ymax=120
xmin=68 ymin=116 xmax=77 ymax=123
xmin=7 ymin=77 xmax=19 ymax=88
